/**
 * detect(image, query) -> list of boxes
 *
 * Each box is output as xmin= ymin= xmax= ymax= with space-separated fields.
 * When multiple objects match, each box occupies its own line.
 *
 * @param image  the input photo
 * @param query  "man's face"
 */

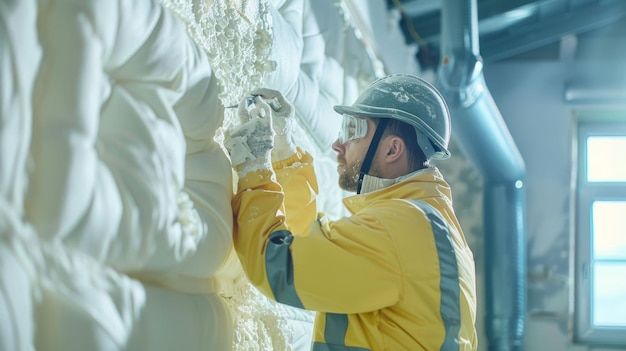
xmin=332 ymin=117 xmax=376 ymax=192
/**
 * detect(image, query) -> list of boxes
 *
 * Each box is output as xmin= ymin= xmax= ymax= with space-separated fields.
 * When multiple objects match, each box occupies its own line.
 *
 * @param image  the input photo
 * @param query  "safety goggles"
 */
xmin=338 ymin=114 xmax=368 ymax=144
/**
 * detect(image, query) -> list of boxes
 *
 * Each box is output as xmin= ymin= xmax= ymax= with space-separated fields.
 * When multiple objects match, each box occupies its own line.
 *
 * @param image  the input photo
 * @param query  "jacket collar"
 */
xmin=342 ymin=167 xmax=453 ymax=214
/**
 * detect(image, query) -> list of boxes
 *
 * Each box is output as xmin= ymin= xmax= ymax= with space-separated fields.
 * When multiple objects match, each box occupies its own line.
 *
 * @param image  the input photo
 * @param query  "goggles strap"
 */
xmin=357 ymin=118 xmax=388 ymax=194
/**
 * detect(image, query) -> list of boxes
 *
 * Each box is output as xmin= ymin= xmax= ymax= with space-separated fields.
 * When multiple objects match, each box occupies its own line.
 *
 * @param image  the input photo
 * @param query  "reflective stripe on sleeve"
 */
xmin=408 ymin=200 xmax=461 ymax=351
xmin=310 ymin=314 xmax=370 ymax=351
xmin=265 ymin=230 xmax=304 ymax=308
xmin=311 ymin=342 xmax=370 ymax=351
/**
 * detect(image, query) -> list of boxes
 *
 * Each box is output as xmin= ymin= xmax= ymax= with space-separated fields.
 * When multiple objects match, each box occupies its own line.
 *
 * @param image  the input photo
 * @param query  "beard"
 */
xmin=337 ymin=157 xmax=384 ymax=193
xmin=337 ymin=158 xmax=361 ymax=192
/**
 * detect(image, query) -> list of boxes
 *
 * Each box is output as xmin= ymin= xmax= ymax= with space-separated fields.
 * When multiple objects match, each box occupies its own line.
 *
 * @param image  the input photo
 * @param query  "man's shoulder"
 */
xmin=360 ymin=197 xmax=436 ymax=220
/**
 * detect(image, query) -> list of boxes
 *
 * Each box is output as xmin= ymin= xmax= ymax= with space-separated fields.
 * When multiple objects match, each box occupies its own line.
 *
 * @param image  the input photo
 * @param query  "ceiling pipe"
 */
xmin=481 ymin=0 xmax=626 ymax=63
xmin=435 ymin=0 xmax=527 ymax=350
xmin=407 ymin=0 xmax=626 ymax=67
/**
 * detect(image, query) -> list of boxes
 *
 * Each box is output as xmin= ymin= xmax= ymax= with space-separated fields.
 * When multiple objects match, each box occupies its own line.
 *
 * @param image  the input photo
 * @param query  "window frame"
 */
xmin=574 ymin=110 xmax=626 ymax=346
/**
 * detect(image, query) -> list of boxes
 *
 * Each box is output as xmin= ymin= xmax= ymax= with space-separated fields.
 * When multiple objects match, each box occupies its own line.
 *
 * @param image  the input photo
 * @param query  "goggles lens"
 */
xmin=338 ymin=114 xmax=367 ymax=144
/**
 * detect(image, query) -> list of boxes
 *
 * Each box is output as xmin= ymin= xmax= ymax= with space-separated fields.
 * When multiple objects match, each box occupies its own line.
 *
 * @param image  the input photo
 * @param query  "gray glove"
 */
xmin=224 ymin=95 xmax=275 ymax=176
xmin=249 ymin=88 xmax=298 ymax=162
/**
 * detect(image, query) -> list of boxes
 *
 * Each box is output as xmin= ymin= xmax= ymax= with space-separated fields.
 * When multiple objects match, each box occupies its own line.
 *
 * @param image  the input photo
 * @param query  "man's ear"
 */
xmin=385 ymin=136 xmax=405 ymax=163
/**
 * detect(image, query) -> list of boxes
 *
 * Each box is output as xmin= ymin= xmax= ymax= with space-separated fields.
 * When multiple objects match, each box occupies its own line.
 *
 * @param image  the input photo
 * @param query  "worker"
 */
xmin=224 ymin=74 xmax=478 ymax=350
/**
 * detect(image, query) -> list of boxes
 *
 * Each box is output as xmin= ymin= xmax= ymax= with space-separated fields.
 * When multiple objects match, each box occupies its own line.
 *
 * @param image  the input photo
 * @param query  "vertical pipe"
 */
xmin=436 ymin=0 xmax=527 ymax=350
xmin=484 ymin=183 xmax=526 ymax=351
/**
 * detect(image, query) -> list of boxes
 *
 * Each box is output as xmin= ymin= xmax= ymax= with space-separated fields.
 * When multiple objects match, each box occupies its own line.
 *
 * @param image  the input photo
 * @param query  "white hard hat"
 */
xmin=334 ymin=74 xmax=451 ymax=160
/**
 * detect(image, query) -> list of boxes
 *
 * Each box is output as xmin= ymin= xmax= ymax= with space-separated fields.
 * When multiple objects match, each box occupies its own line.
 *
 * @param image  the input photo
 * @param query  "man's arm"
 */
xmin=232 ymin=160 xmax=404 ymax=314
xmin=272 ymin=149 xmax=318 ymax=235
xmin=225 ymin=91 xmax=402 ymax=314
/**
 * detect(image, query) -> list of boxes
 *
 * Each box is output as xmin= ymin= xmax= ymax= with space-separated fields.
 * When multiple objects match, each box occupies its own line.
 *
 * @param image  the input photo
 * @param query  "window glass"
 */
xmin=587 ymin=136 xmax=626 ymax=182
xmin=592 ymin=201 xmax=626 ymax=259
xmin=593 ymin=263 xmax=626 ymax=327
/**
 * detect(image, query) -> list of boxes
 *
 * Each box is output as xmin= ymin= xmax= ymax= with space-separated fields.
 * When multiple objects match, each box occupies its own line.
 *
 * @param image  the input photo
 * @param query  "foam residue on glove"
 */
xmin=224 ymin=134 xmax=255 ymax=167
xmin=248 ymin=88 xmax=298 ymax=162
xmin=224 ymin=116 xmax=274 ymax=177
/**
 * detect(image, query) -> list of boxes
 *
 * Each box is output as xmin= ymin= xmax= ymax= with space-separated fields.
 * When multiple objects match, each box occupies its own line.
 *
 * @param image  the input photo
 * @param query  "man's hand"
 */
xmin=250 ymin=88 xmax=298 ymax=162
xmin=224 ymin=95 xmax=275 ymax=176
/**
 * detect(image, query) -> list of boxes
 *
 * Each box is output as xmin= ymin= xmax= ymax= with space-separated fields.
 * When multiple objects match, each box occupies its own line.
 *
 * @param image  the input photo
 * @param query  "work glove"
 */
xmin=224 ymin=94 xmax=275 ymax=177
xmin=249 ymin=88 xmax=298 ymax=162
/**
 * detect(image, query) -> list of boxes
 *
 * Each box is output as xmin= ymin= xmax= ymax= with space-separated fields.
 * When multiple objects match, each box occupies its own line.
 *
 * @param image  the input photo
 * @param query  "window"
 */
xmin=575 ymin=111 xmax=626 ymax=346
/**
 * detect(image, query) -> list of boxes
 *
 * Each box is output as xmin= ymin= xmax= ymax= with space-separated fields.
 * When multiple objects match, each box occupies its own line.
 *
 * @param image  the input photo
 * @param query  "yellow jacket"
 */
xmin=233 ymin=150 xmax=477 ymax=351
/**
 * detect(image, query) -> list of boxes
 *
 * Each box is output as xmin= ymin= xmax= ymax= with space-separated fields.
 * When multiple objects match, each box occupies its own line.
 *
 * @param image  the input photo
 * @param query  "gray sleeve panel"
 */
xmin=265 ymin=229 xmax=305 ymax=308
xmin=314 ymin=313 xmax=370 ymax=350
xmin=324 ymin=313 xmax=348 ymax=345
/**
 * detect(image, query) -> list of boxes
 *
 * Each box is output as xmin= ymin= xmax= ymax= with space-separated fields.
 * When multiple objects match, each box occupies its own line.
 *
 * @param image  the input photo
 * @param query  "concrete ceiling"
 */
xmin=387 ymin=0 xmax=626 ymax=69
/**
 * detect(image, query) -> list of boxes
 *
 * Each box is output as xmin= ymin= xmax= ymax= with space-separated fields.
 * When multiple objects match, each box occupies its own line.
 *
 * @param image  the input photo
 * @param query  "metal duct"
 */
xmin=435 ymin=0 xmax=527 ymax=350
